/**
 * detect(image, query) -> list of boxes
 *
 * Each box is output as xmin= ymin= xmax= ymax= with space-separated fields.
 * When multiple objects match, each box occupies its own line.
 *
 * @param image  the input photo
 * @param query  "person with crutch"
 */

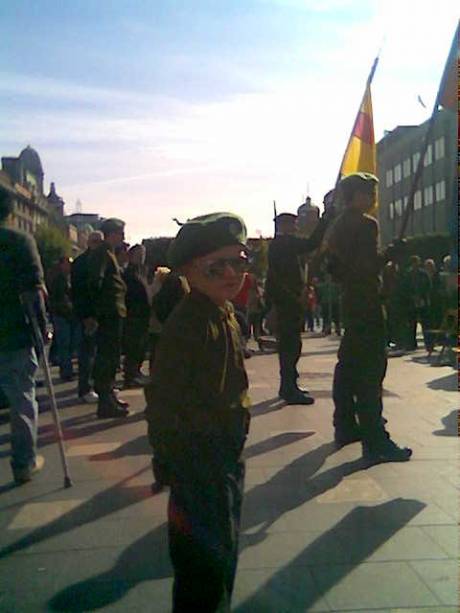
xmin=0 ymin=190 xmax=47 ymax=484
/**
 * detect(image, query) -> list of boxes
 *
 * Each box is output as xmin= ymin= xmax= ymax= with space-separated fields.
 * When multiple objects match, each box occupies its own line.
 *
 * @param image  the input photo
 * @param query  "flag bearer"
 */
xmin=328 ymin=172 xmax=412 ymax=463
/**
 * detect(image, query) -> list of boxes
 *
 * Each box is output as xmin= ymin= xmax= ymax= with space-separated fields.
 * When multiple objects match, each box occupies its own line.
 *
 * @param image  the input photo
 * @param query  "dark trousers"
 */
xmin=148 ymin=332 xmax=161 ymax=376
xmin=93 ymin=316 xmax=123 ymax=402
xmin=304 ymin=309 xmax=314 ymax=331
xmin=123 ymin=316 xmax=149 ymax=382
xmin=168 ymin=459 xmax=245 ymax=613
xmin=77 ymin=322 xmax=97 ymax=397
xmin=333 ymin=316 xmax=388 ymax=448
xmin=276 ymin=303 xmax=303 ymax=393
xmin=54 ymin=316 xmax=78 ymax=379
xmin=407 ymin=307 xmax=431 ymax=351
xmin=321 ymin=302 xmax=341 ymax=334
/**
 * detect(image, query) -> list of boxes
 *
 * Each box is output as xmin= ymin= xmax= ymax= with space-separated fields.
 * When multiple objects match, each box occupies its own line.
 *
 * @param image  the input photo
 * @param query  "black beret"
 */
xmin=100 ymin=218 xmax=125 ymax=235
xmin=168 ymin=212 xmax=247 ymax=268
xmin=275 ymin=212 xmax=297 ymax=223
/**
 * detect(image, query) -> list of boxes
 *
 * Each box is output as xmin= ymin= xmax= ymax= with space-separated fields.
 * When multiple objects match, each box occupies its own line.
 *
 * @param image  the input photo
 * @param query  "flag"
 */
xmin=437 ymin=20 xmax=459 ymax=111
xmin=340 ymin=81 xmax=376 ymax=177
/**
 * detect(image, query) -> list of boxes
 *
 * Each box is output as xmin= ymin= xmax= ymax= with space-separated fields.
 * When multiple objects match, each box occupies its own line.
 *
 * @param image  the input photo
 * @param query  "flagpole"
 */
xmin=273 ymin=200 xmax=277 ymax=237
xmin=333 ymin=54 xmax=380 ymax=192
xmin=398 ymin=22 xmax=458 ymax=239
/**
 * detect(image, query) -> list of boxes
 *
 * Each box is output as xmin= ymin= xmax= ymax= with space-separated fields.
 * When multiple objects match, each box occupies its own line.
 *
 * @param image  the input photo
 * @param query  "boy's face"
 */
xmin=350 ymin=186 xmax=376 ymax=213
xmin=186 ymin=244 xmax=248 ymax=305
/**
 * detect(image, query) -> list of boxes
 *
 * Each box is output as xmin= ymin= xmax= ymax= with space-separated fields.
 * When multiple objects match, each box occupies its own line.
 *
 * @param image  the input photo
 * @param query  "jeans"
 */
xmin=0 ymin=346 xmax=39 ymax=470
xmin=54 ymin=316 xmax=78 ymax=379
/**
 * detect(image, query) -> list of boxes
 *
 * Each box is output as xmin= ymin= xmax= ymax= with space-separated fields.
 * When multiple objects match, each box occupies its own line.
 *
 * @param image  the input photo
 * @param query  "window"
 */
xmin=394 ymin=164 xmax=402 ymax=183
xmin=386 ymin=169 xmax=393 ymax=187
xmin=389 ymin=202 xmax=394 ymax=219
xmin=414 ymin=190 xmax=422 ymax=210
xmin=434 ymin=137 xmax=445 ymax=160
xmin=423 ymin=144 xmax=433 ymax=166
xmin=412 ymin=151 xmax=420 ymax=170
xmin=395 ymin=199 xmax=402 ymax=216
xmin=424 ymin=185 xmax=433 ymax=206
xmin=435 ymin=180 xmax=446 ymax=201
xmin=403 ymin=196 xmax=408 ymax=211
xmin=403 ymin=158 xmax=411 ymax=178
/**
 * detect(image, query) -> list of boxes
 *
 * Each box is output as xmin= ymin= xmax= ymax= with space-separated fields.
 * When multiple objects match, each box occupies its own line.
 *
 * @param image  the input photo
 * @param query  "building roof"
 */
xmin=19 ymin=145 xmax=44 ymax=176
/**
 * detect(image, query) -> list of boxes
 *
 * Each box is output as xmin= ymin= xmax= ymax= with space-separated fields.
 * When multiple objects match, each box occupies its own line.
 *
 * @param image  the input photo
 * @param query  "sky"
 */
xmin=1 ymin=0 xmax=458 ymax=242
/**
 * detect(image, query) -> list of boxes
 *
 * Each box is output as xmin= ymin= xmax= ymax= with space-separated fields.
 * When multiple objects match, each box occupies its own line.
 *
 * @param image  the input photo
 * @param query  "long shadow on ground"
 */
xmin=0 ymin=411 xmax=145 ymax=459
xmin=0 ymin=466 xmax=152 ymax=560
xmin=234 ymin=498 xmax=426 ymax=612
xmin=427 ymin=372 xmax=458 ymax=392
xmin=88 ymin=431 xmax=314 ymax=462
xmin=433 ymin=409 xmax=458 ymax=437
xmin=47 ymin=442 xmax=359 ymax=610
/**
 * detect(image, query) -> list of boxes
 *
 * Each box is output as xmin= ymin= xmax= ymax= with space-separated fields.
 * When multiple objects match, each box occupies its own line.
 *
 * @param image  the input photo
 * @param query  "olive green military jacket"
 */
xmin=145 ymin=289 xmax=250 ymax=464
xmin=327 ymin=208 xmax=385 ymax=326
xmin=86 ymin=242 xmax=127 ymax=319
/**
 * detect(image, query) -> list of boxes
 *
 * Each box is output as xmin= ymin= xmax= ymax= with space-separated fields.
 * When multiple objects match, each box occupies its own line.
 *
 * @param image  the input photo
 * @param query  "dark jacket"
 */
xmin=145 ymin=290 xmax=250 ymax=469
xmin=71 ymin=249 xmax=92 ymax=319
xmin=266 ymin=217 xmax=329 ymax=305
xmin=49 ymin=271 xmax=73 ymax=319
xmin=123 ymin=264 xmax=150 ymax=320
xmin=0 ymin=227 xmax=45 ymax=351
xmin=151 ymin=273 xmax=188 ymax=324
xmin=86 ymin=242 xmax=127 ymax=319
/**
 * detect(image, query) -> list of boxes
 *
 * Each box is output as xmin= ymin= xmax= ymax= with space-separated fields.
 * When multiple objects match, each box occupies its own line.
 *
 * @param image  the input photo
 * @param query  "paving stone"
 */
xmin=410 ymin=559 xmax=459 ymax=606
xmin=0 ymin=334 xmax=457 ymax=612
xmin=312 ymin=561 xmax=440 ymax=610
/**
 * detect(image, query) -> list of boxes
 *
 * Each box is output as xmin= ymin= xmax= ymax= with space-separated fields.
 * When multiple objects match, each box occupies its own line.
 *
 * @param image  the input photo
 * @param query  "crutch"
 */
xmin=21 ymin=292 xmax=73 ymax=488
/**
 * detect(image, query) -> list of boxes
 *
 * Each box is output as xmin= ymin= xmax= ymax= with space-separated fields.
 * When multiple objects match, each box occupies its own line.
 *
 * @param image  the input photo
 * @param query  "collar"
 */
xmin=189 ymin=288 xmax=232 ymax=321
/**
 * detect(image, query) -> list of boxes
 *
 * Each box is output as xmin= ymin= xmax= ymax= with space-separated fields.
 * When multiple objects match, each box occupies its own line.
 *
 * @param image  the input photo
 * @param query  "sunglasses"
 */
xmin=200 ymin=255 xmax=249 ymax=278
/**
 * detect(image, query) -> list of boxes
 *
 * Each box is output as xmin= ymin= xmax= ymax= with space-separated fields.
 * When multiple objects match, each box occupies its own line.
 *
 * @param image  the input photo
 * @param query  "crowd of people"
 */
xmin=0 ymin=173 xmax=457 ymax=612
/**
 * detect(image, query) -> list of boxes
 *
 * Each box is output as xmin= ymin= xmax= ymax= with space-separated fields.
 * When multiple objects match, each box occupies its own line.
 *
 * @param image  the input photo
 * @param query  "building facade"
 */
xmin=377 ymin=109 xmax=457 ymax=246
xmin=0 ymin=146 xmax=96 ymax=255
xmin=1 ymin=146 xmax=50 ymax=233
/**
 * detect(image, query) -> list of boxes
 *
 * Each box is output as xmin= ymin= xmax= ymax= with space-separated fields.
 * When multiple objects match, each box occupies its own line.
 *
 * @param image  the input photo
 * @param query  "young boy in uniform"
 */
xmin=145 ymin=212 xmax=251 ymax=612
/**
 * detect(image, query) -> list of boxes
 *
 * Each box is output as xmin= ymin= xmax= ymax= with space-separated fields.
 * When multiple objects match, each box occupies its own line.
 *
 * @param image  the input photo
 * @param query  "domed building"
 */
xmin=1 ymin=146 xmax=49 ymax=233
xmin=296 ymin=196 xmax=320 ymax=236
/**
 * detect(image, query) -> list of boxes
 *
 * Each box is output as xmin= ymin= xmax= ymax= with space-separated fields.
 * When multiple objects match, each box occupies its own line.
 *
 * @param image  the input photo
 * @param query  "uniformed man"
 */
xmin=145 ymin=212 xmax=251 ymax=612
xmin=71 ymin=230 xmax=103 ymax=403
xmin=328 ymin=172 xmax=412 ymax=463
xmin=266 ymin=208 xmax=333 ymax=404
xmin=85 ymin=218 xmax=130 ymax=419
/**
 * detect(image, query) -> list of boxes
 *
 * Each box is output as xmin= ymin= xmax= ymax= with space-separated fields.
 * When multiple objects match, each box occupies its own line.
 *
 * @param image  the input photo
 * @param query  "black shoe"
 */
xmin=151 ymin=481 xmax=165 ymax=495
xmin=97 ymin=403 xmax=130 ymax=419
xmin=334 ymin=429 xmax=361 ymax=448
xmin=363 ymin=440 xmax=412 ymax=465
xmin=279 ymin=390 xmax=315 ymax=405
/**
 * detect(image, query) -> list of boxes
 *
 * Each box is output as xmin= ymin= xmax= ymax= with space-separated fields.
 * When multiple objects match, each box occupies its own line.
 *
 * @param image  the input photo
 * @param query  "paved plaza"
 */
xmin=0 ymin=333 xmax=458 ymax=612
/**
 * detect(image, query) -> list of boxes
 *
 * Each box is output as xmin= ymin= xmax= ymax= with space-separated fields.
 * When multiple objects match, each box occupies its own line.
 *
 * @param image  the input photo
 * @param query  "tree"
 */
xmin=249 ymin=238 xmax=269 ymax=281
xmin=34 ymin=224 xmax=72 ymax=272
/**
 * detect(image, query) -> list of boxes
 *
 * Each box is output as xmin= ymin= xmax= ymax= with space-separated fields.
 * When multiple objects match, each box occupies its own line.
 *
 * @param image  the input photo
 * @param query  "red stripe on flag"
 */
xmin=354 ymin=111 xmax=374 ymax=144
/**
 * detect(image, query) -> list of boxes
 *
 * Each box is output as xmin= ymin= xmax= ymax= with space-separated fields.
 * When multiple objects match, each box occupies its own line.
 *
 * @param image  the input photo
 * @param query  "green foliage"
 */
xmin=34 ymin=224 xmax=72 ymax=272
xmin=249 ymin=238 xmax=269 ymax=280
xmin=404 ymin=233 xmax=452 ymax=267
